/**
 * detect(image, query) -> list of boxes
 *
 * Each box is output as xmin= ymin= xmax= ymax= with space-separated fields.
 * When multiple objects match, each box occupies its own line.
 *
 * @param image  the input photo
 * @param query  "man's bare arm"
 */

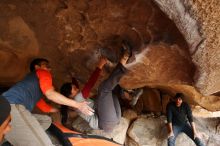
xmin=45 ymin=88 xmax=94 ymax=116
xmin=191 ymin=122 xmax=198 ymax=139
xmin=167 ymin=122 xmax=174 ymax=138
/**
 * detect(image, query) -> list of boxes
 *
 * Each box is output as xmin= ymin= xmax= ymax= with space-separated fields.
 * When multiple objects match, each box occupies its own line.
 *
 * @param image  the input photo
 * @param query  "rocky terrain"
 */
xmin=0 ymin=0 xmax=220 ymax=145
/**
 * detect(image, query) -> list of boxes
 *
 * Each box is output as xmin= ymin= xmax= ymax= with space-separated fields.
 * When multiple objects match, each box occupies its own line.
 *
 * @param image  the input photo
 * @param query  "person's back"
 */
xmin=2 ymin=71 xmax=43 ymax=111
xmin=0 ymin=58 xmax=56 ymax=146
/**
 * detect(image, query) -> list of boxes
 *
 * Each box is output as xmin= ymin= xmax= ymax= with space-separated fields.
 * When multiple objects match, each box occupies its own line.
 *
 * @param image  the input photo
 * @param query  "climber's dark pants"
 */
xmin=97 ymin=63 xmax=127 ymax=132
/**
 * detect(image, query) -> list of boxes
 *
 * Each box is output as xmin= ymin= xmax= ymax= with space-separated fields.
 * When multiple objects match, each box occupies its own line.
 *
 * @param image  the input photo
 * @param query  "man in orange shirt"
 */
xmin=1 ymin=58 xmax=93 ymax=146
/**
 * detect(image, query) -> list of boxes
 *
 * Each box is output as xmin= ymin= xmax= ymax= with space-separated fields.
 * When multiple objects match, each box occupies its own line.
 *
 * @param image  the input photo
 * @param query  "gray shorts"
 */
xmin=5 ymin=104 xmax=54 ymax=146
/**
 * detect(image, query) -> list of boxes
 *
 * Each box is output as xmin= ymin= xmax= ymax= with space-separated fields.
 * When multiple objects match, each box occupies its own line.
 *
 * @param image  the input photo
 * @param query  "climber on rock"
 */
xmin=59 ymin=56 xmax=108 ymax=129
xmin=60 ymin=40 xmax=143 ymax=132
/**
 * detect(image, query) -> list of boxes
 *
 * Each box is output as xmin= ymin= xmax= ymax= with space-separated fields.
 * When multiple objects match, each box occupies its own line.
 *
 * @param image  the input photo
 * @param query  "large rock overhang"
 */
xmin=0 ymin=0 xmax=220 ymax=112
xmin=152 ymin=0 xmax=220 ymax=96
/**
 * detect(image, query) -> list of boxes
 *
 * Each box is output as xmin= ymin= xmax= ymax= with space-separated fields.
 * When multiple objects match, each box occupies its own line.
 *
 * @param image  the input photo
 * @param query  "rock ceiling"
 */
xmin=0 ymin=0 xmax=220 ymax=112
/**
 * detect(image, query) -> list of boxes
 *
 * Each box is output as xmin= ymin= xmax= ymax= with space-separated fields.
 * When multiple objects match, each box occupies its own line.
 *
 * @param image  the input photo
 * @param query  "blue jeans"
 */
xmin=168 ymin=124 xmax=205 ymax=146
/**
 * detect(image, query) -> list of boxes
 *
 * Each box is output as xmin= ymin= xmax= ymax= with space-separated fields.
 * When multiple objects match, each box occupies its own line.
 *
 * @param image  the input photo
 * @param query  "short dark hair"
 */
xmin=29 ymin=58 xmax=49 ymax=72
xmin=60 ymin=83 xmax=72 ymax=97
xmin=174 ymin=93 xmax=184 ymax=99
xmin=71 ymin=77 xmax=79 ymax=89
xmin=60 ymin=77 xmax=80 ymax=98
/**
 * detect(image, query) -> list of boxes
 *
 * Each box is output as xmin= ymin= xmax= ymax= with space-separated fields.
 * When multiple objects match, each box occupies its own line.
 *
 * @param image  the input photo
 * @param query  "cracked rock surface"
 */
xmin=0 ymin=0 xmax=220 ymax=129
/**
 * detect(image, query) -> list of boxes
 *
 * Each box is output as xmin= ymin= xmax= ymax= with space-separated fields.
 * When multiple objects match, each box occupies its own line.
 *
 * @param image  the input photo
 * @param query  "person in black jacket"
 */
xmin=166 ymin=93 xmax=205 ymax=146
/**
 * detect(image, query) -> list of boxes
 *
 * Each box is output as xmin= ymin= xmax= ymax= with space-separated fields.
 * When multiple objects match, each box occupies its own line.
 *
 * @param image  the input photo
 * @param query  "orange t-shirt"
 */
xmin=35 ymin=69 xmax=54 ymax=112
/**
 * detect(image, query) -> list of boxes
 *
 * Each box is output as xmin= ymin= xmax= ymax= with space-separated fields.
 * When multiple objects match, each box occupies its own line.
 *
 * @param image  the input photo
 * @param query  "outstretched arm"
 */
xmin=45 ymin=88 xmax=94 ymax=115
xmin=81 ymin=57 xmax=107 ymax=98
xmin=36 ymin=69 xmax=94 ymax=116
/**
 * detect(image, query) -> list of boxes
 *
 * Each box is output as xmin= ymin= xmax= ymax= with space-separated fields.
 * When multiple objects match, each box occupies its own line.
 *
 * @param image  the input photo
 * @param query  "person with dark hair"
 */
xmin=0 ymin=96 xmax=11 ymax=143
xmin=60 ymin=82 xmax=76 ymax=128
xmin=29 ymin=58 xmax=49 ymax=72
xmin=166 ymin=93 xmax=205 ymax=146
xmin=60 ymin=57 xmax=107 ymax=128
xmin=60 ymin=42 xmax=143 ymax=132
xmin=1 ymin=58 xmax=93 ymax=146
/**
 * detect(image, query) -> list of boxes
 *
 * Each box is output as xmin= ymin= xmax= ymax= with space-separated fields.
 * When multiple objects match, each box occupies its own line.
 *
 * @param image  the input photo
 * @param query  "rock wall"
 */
xmin=0 ymin=0 xmax=188 ymax=87
xmin=153 ymin=0 xmax=220 ymax=95
xmin=0 ymin=0 xmax=220 ymax=115
xmin=126 ymin=115 xmax=220 ymax=146
xmin=0 ymin=15 xmax=39 ymax=85
xmin=67 ymin=109 xmax=220 ymax=146
xmin=1 ymin=0 xmax=220 ymax=145
xmin=189 ymin=0 xmax=220 ymax=95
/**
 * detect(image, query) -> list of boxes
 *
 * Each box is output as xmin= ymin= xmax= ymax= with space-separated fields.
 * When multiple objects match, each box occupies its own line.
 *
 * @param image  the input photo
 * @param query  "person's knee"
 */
xmin=34 ymin=114 xmax=52 ymax=130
